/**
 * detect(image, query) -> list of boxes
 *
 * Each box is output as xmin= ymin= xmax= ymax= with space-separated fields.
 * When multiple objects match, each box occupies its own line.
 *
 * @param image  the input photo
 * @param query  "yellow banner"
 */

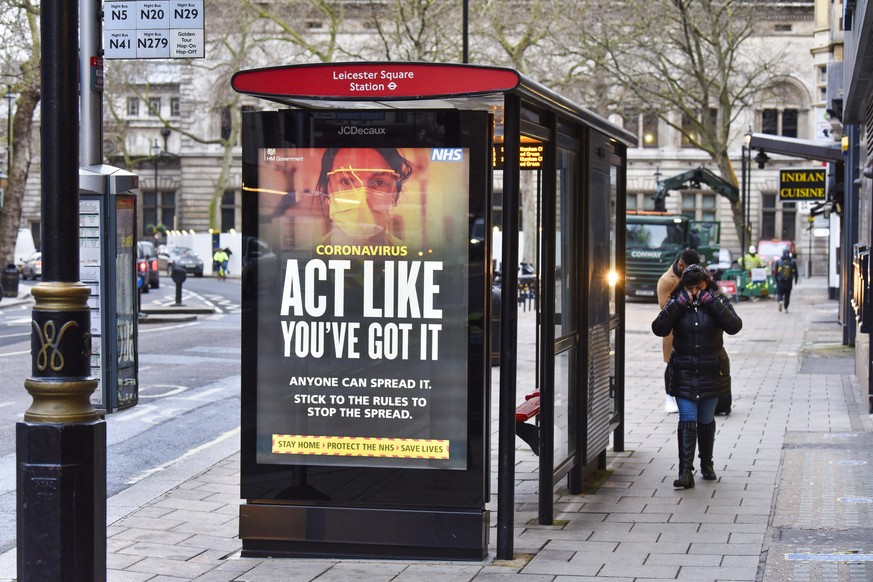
xmin=272 ymin=435 xmax=450 ymax=459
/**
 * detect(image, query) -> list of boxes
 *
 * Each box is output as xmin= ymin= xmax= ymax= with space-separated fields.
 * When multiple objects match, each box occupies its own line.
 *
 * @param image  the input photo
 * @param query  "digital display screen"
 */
xmin=240 ymin=109 xmax=491 ymax=510
xmin=250 ymin=144 xmax=473 ymax=470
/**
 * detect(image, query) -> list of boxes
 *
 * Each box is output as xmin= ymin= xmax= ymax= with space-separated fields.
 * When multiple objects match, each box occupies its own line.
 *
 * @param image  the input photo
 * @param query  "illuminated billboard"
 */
xmin=252 ymin=145 xmax=471 ymax=470
xmin=240 ymin=110 xmax=491 ymax=504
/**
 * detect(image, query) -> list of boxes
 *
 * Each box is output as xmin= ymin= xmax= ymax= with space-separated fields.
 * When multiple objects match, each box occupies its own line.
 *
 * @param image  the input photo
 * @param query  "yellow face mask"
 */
xmin=327 ymin=167 xmax=399 ymax=240
xmin=328 ymin=186 xmax=386 ymax=239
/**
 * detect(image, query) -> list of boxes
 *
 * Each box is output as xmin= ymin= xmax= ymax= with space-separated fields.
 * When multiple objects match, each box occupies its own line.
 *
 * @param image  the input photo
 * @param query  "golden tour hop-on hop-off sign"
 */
xmin=779 ymin=168 xmax=827 ymax=201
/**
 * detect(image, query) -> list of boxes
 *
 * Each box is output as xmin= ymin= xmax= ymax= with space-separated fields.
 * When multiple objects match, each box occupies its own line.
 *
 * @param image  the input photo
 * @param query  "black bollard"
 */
xmin=171 ymin=265 xmax=187 ymax=305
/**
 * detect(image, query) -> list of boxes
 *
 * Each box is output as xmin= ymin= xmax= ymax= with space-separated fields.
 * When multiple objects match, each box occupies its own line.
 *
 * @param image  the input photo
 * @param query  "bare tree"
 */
xmin=570 ymin=0 xmax=789 ymax=235
xmin=353 ymin=0 xmax=462 ymax=61
xmin=239 ymin=0 xmax=346 ymax=63
xmin=0 ymin=0 xmax=40 ymax=267
xmin=472 ymin=0 xmax=563 ymax=75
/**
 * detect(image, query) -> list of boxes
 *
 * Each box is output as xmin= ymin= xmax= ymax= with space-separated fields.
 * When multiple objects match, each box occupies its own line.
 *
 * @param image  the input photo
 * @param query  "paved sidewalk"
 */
xmin=8 ymin=276 xmax=873 ymax=581
xmin=0 ymin=282 xmax=32 ymax=308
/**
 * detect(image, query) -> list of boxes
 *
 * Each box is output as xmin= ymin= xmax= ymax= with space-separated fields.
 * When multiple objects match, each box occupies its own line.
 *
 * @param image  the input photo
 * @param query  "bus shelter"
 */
xmin=231 ymin=62 xmax=635 ymax=560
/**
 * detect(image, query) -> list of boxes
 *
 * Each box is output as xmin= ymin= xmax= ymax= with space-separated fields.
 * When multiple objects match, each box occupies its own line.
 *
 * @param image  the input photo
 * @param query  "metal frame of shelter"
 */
xmin=232 ymin=62 xmax=636 ymax=559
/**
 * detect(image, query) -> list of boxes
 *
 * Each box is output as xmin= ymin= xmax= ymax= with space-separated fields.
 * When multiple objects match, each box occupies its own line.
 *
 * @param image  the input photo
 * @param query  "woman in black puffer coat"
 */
xmin=652 ymin=264 xmax=742 ymax=489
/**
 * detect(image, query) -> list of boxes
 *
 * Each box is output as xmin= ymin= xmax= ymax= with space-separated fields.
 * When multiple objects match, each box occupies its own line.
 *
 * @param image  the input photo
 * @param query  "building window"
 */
xmin=641 ymin=113 xmax=658 ymax=148
xmin=221 ymin=190 xmax=237 ymax=231
xmin=681 ymin=109 xmax=718 ymax=148
xmin=681 ymin=115 xmax=697 ymax=148
xmin=143 ymin=191 xmax=176 ymax=236
xmin=170 ymin=97 xmax=180 ymax=117
xmin=782 ymin=109 xmax=798 ymax=138
xmin=627 ymin=192 xmax=655 ymax=211
xmin=681 ymin=193 xmax=696 ymax=214
xmin=761 ymin=193 xmax=796 ymax=240
xmin=762 ymin=108 xmax=799 ymax=138
xmin=681 ymin=192 xmax=717 ymax=221
xmin=220 ymin=106 xmax=232 ymax=140
xmin=701 ymin=194 xmax=716 ymax=221
xmin=127 ymin=97 xmax=139 ymax=117
xmin=623 ymin=111 xmax=659 ymax=148
xmin=148 ymin=97 xmax=161 ymax=117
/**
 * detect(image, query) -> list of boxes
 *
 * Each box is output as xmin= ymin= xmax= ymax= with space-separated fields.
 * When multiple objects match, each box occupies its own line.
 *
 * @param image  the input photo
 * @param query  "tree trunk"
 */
xmin=0 ymin=85 xmax=40 ymax=266
xmin=714 ymin=153 xmax=746 ymax=250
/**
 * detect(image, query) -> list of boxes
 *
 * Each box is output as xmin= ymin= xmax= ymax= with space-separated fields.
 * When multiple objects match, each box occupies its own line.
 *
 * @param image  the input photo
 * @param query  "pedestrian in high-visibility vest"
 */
xmin=740 ymin=245 xmax=765 ymax=296
xmin=213 ymin=248 xmax=229 ymax=280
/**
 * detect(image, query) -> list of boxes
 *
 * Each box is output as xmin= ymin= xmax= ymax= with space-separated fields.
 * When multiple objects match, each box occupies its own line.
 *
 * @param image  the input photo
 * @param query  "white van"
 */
xmin=14 ymin=227 xmax=36 ymax=271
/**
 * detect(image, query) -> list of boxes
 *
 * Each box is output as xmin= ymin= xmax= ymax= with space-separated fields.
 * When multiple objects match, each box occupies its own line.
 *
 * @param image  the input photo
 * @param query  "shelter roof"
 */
xmin=231 ymin=62 xmax=637 ymax=147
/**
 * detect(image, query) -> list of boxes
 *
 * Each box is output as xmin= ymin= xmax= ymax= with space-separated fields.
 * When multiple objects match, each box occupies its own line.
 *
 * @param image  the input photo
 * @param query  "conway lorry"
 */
xmin=625 ymin=167 xmax=738 ymax=300
xmin=625 ymin=213 xmax=720 ymax=298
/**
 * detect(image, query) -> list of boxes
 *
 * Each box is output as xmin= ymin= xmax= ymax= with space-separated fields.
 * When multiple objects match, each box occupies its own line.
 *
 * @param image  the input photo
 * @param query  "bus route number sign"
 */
xmin=104 ymin=0 xmax=204 ymax=59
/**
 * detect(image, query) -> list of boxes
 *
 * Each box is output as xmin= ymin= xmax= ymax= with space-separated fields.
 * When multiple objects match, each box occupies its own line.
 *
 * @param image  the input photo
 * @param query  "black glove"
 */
xmin=697 ymin=290 xmax=715 ymax=306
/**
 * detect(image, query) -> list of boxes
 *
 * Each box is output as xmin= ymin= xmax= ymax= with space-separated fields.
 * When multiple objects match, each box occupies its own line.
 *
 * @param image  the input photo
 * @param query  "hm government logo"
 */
xmin=264 ymin=148 xmax=303 ymax=162
xmin=337 ymin=126 xmax=387 ymax=136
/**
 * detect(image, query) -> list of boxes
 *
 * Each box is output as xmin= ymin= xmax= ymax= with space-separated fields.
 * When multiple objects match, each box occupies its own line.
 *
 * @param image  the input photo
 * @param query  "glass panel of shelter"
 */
xmin=554 ymin=145 xmax=579 ymax=466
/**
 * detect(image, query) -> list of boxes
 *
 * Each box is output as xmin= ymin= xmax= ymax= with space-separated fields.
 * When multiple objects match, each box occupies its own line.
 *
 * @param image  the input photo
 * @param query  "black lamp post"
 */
xmin=740 ymin=133 xmax=752 ymax=256
xmin=462 ymin=0 xmax=468 ymax=63
xmin=18 ymin=0 xmax=105 ymax=575
xmin=741 ymin=142 xmax=748 ymax=256
xmin=1 ymin=86 xmax=13 ymax=212
xmin=150 ymin=128 xmax=171 ymax=237
xmin=151 ymin=138 xmax=160 ymax=186
xmin=751 ymin=148 xmax=770 ymax=254
xmin=5 ymin=85 xmax=14 ymax=181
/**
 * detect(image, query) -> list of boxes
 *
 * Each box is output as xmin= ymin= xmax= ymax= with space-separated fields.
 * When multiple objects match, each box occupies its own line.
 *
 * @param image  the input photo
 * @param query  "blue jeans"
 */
xmin=676 ymin=397 xmax=718 ymax=424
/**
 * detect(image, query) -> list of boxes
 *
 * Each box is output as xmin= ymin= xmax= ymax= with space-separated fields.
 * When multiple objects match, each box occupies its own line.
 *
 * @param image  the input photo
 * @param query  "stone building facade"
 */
xmin=15 ymin=1 xmax=822 ymax=271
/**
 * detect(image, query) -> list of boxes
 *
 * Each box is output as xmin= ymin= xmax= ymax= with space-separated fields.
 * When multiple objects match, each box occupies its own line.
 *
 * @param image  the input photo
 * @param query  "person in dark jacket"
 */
xmin=652 ymin=264 xmax=743 ymax=489
xmin=774 ymin=248 xmax=799 ymax=313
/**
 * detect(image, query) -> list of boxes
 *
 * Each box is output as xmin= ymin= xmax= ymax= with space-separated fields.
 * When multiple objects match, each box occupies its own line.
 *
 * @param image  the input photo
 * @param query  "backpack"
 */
xmin=776 ymin=260 xmax=793 ymax=283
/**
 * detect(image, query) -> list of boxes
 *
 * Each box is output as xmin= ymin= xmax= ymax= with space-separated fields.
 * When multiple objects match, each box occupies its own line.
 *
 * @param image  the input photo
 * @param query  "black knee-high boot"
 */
xmin=673 ymin=421 xmax=697 ymax=489
xmin=697 ymin=421 xmax=717 ymax=480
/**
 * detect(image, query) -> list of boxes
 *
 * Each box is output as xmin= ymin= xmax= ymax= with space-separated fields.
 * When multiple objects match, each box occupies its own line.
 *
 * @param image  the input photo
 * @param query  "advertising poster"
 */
xmin=253 ymin=144 xmax=471 ymax=470
xmin=115 ymin=196 xmax=138 ymax=408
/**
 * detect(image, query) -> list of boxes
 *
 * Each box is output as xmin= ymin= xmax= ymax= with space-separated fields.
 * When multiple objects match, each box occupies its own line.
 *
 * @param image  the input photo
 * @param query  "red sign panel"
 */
xmin=717 ymin=280 xmax=738 ymax=298
xmin=232 ymin=63 xmax=520 ymax=100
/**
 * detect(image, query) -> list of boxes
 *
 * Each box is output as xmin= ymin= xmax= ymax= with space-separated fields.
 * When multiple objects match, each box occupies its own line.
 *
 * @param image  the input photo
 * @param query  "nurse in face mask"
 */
xmin=316 ymin=148 xmax=414 ymax=245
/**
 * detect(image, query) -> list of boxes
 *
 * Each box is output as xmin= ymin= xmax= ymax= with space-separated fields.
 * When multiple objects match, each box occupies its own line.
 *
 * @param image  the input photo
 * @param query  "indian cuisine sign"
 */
xmin=779 ymin=168 xmax=827 ymax=201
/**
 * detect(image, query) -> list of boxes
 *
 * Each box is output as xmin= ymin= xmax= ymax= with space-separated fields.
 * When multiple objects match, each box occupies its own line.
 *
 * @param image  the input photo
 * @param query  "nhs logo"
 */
xmin=430 ymin=148 xmax=463 ymax=162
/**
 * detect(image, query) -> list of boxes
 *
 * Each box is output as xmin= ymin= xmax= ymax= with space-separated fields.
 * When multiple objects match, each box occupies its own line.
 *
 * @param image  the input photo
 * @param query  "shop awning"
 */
xmin=747 ymin=133 xmax=843 ymax=163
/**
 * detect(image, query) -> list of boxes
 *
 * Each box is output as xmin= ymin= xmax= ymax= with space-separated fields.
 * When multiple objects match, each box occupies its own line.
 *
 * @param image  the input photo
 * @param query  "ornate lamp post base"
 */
xmin=17 ymin=281 xmax=106 ymax=581
xmin=16 ymin=421 xmax=106 ymax=580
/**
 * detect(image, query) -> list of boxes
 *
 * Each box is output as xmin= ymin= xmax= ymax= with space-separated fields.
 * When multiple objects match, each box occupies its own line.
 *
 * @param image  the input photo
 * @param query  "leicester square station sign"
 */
xmin=779 ymin=168 xmax=826 ymax=201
